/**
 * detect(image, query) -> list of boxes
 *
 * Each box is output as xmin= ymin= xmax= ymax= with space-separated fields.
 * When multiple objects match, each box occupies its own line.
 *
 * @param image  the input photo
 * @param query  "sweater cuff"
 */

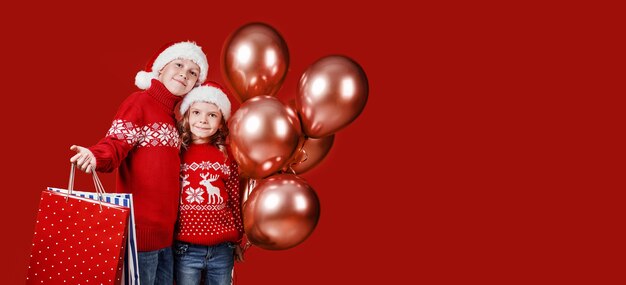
xmin=88 ymin=147 xmax=114 ymax=173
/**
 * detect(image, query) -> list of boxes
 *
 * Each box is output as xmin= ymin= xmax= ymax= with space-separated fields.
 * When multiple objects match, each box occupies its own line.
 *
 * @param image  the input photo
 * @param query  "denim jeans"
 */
xmin=174 ymin=241 xmax=235 ymax=285
xmin=138 ymin=247 xmax=173 ymax=285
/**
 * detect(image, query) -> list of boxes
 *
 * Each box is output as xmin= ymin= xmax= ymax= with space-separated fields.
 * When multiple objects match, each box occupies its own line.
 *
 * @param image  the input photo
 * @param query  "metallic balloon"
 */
xmin=243 ymin=174 xmax=320 ymax=250
xmin=283 ymin=98 xmax=307 ymax=173
xmin=222 ymin=22 xmax=290 ymax=103
xmin=240 ymin=178 xmax=257 ymax=206
xmin=296 ymin=55 xmax=369 ymax=138
xmin=290 ymin=135 xmax=335 ymax=174
xmin=228 ymin=96 xmax=302 ymax=179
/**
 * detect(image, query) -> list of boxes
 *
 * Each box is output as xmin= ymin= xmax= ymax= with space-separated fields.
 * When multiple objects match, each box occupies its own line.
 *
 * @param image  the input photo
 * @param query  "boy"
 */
xmin=70 ymin=41 xmax=209 ymax=284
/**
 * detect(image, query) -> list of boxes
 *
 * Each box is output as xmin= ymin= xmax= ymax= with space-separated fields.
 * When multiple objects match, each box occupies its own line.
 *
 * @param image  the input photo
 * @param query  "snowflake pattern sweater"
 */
xmin=88 ymin=79 xmax=182 ymax=251
xmin=176 ymin=143 xmax=243 ymax=246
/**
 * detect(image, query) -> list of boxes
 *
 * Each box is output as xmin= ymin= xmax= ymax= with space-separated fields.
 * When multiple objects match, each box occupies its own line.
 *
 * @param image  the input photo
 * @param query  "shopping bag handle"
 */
xmin=68 ymin=163 xmax=107 ymax=209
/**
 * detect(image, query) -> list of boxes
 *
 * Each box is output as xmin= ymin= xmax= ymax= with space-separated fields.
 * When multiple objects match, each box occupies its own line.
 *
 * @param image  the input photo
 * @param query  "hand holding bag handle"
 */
xmin=67 ymin=163 xmax=107 ymax=210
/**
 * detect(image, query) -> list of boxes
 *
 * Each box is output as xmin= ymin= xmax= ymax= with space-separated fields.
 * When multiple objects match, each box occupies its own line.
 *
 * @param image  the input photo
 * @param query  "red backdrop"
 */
xmin=3 ymin=1 xmax=620 ymax=284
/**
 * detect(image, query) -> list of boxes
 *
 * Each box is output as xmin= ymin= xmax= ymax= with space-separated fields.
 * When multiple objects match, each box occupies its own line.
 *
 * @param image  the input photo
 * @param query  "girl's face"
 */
xmin=158 ymin=59 xmax=200 ymax=96
xmin=188 ymin=102 xmax=223 ymax=144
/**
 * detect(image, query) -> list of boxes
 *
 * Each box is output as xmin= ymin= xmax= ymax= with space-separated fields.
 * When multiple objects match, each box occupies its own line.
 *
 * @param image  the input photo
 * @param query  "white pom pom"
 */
xmin=135 ymin=71 xmax=156 ymax=89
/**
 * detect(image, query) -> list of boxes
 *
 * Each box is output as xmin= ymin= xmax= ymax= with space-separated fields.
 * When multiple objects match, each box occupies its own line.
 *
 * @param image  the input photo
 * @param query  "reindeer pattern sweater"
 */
xmin=176 ymin=143 xmax=243 ymax=246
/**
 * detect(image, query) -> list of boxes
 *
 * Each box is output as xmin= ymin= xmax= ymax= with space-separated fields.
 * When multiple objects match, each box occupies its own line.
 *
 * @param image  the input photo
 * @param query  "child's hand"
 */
xmin=70 ymin=145 xmax=97 ymax=173
xmin=234 ymin=244 xmax=245 ymax=263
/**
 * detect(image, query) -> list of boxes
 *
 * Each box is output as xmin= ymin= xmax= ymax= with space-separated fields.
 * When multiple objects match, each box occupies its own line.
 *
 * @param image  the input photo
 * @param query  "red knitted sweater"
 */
xmin=89 ymin=79 xmax=182 ymax=251
xmin=175 ymin=143 xmax=243 ymax=246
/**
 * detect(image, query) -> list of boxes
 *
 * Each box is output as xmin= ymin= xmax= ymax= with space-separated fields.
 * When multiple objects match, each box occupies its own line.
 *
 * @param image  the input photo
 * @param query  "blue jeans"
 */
xmin=174 ymin=241 xmax=235 ymax=285
xmin=138 ymin=247 xmax=173 ymax=285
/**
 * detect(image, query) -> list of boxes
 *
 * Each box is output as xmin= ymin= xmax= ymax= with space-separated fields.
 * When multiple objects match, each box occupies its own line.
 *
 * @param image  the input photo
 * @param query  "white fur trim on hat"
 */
xmin=180 ymin=85 xmax=232 ymax=121
xmin=135 ymin=41 xmax=209 ymax=90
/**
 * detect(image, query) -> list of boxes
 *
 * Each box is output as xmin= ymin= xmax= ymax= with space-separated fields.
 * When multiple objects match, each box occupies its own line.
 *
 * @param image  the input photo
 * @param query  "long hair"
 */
xmin=178 ymin=110 xmax=230 ymax=162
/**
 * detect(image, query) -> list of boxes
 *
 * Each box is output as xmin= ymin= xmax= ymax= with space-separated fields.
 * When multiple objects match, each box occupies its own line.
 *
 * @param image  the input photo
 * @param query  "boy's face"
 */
xmin=158 ymin=59 xmax=201 ymax=96
xmin=188 ymin=102 xmax=223 ymax=143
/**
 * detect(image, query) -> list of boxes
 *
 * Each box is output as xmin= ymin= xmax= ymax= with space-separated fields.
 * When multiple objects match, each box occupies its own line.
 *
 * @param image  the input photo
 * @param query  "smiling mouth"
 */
xmin=173 ymin=79 xmax=186 ymax=87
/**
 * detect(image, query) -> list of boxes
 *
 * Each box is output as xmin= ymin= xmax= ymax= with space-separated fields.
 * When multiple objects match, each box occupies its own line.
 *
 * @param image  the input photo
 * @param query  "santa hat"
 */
xmin=180 ymin=81 xmax=232 ymax=121
xmin=135 ymin=41 xmax=209 ymax=89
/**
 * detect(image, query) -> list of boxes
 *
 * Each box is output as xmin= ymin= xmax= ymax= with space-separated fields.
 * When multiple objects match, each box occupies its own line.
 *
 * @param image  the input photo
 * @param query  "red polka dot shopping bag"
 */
xmin=27 ymin=164 xmax=129 ymax=284
xmin=47 ymin=186 xmax=139 ymax=284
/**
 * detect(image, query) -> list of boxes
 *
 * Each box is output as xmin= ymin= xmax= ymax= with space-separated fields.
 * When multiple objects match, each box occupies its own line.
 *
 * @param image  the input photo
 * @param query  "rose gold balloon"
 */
xmin=296 ymin=55 xmax=369 ymax=138
xmin=283 ymin=99 xmax=306 ymax=172
xmin=222 ymin=22 xmax=290 ymax=103
xmin=243 ymin=174 xmax=320 ymax=250
xmin=228 ymin=96 xmax=302 ymax=179
xmin=240 ymin=178 xmax=257 ymax=206
xmin=290 ymin=135 xmax=335 ymax=174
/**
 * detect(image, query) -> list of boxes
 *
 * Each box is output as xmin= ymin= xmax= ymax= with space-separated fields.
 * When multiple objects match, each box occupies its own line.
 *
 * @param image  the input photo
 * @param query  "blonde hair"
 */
xmin=178 ymin=109 xmax=229 ymax=162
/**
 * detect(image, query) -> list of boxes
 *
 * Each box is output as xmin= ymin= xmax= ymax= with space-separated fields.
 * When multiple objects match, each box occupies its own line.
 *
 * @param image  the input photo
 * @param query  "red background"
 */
xmin=3 ymin=1 xmax=621 ymax=284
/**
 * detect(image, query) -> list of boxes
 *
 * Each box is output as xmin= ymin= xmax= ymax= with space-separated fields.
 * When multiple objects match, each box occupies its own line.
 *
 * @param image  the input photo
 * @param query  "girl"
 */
xmin=174 ymin=81 xmax=245 ymax=285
